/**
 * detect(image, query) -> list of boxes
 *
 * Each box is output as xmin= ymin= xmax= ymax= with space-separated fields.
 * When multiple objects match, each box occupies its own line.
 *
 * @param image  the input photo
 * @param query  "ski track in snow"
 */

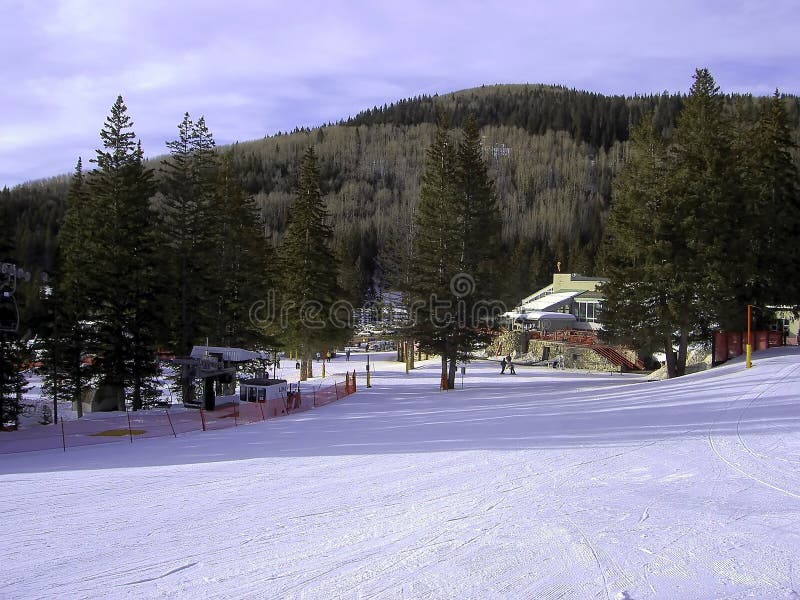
xmin=708 ymin=359 xmax=800 ymax=500
xmin=2 ymin=349 xmax=800 ymax=599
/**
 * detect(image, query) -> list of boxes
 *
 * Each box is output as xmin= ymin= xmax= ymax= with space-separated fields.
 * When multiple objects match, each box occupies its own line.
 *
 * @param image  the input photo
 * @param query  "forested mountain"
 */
xmin=4 ymin=84 xmax=800 ymax=310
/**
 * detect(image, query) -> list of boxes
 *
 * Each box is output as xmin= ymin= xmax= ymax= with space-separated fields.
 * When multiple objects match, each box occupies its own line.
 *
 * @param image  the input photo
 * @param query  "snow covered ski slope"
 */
xmin=2 ymin=348 xmax=799 ymax=599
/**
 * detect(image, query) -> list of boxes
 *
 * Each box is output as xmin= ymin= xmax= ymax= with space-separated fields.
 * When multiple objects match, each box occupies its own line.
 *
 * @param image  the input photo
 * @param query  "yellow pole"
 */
xmin=745 ymin=304 xmax=752 ymax=368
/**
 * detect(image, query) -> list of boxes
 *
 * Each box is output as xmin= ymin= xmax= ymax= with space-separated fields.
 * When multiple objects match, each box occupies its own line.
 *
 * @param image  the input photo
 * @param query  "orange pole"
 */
xmin=746 ymin=304 xmax=752 ymax=368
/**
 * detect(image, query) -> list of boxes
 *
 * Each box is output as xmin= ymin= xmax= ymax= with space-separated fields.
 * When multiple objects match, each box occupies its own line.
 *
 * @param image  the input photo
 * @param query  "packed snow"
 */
xmin=2 ymin=347 xmax=800 ymax=599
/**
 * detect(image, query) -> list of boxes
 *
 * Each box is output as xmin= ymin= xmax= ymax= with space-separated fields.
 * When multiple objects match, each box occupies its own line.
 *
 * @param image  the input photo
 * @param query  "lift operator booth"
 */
xmin=238 ymin=378 xmax=298 ymax=416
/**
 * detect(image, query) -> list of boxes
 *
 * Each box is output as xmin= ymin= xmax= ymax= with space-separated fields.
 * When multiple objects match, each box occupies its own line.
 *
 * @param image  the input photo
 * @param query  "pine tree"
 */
xmin=455 ymin=116 xmax=502 ymax=296
xmin=669 ymin=68 xmax=744 ymax=331
xmin=211 ymin=151 xmax=277 ymax=349
xmin=407 ymin=115 xmax=460 ymax=386
xmin=599 ymin=116 xmax=686 ymax=375
xmin=738 ymin=90 xmax=800 ymax=310
xmin=278 ymin=147 xmax=350 ymax=379
xmin=448 ymin=115 xmax=503 ymax=383
xmin=601 ymin=69 xmax=757 ymax=377
xmin=160 ymin=113 xmax=219 ymax=355
xmin=45 ymin=159 xmax=95 ymax=417
xmin=0 ymin=335 xmax=27 ymax=428
xmin=408 ymin=115 xmax=502 ymax=388
xmin=85 ymin=96 xmax=161 ymax=410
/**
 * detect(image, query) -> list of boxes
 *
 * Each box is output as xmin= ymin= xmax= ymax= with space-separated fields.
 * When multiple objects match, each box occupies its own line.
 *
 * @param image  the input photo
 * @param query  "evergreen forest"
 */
xmin=2 ymin=79 xmax=800 ymax=417
xmin=7 ymin=84 xmax=799 ymax=313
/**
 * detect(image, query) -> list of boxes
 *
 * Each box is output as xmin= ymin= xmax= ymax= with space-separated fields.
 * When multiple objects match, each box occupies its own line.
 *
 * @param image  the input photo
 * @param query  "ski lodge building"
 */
xmin=502 ymin=273 xmax=607 ymax=332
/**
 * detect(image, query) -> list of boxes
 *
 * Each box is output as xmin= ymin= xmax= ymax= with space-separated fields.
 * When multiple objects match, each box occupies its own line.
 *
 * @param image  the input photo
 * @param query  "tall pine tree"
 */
xmin=600 ymin=69 xmax=794 ymax=377
xmin=85 ymin=96 xmax=161 ymax=410
xmin=669 ymin=68 xmax=744 ymax=332
xmin=738 ymin=90 xmax=800 ymax=310
xmin=407 ymin=115 xmax=460 ymax=386
xmin=599 ymin=116 xmax=688 ymax=375
xmin=211 ymin=151 xmax=277 ymax=349
xmin=278 ymin=147 xmax=350 ymax=379
xmin=46 ymin=158 xmax=96 ymax=417
xmin=408 ymin=114 xmax=502 ymax=388
xmin=160 ymin=113 xmax=219 ymax=355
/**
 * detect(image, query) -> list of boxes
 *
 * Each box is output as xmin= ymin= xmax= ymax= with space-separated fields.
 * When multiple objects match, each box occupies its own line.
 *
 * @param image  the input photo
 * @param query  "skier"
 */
xmin=346 ymin=349 xmax=351 ymax=362
xmin=508 ymin=357 xmax=516 ymax=375
xmin=500 ymin=357 xmax=507 ymax=374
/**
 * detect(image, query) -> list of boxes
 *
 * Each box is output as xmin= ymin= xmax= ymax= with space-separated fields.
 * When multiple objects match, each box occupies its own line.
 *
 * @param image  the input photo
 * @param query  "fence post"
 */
xmin=126 ymin=410 xmax=134 ymax=443
xmin=234 ymin=401 xmax=238 ymax=426
xmin=335 ymin=381 xmax=340 ymax=401
xmin=165 ymin=408 xmax=177 ymax=438
xmin=61 ymin=419 xmax=66 ymax=452
xmin=200 ymin=408 xmax=207 ymax=431
xmin=258 ymin=399 xmax=265 ymax=421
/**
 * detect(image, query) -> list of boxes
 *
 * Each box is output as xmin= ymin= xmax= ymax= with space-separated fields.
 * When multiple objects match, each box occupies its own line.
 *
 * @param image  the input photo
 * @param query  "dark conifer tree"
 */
xmin=669 ymin=68 xmax=743 ymax=331
xmin=211 ymin=151 xmax=277 ymax=349
xmin=599 ymin=116 xmax=686 ymax=375
xmin=0 ymin=335 xmax=27 ymax=428
xmin=601 ymin=69 xmax=780 ymax=377
xmin=407 ymin=115 xmax=460 ymax=386
xmin=408 ymin=115 xmax=502 ymax=388
xmin=160 ymin=113 xmax=219 ymax=355
xmin=45 ymin=159 xmax=95 ymax=416
xmin=278 ymin=147 xmax=350 ymax=379
xmin=738 ymin=90 xmax=800 ymax=310
xmin=449 ymin=115 xmax=503 ymax=383
xmin=85 ymin=96 xmax=160 ymax=410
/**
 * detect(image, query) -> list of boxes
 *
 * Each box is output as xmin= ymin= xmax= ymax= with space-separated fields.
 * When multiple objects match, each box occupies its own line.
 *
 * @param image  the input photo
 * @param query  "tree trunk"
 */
xmin=447 ymin=348 xmax=457 ymax=389
xmin=676 ymin=327 xmax=689 ymax=377
xmin=663 ymin=336 xmax=677 ymax=379
xmin=300 ymin=358 xmax=308 ymax=381
xmin=73 ymin=350 xmax=83 ymax=418
xmin=409 ymin=339 xmax=415 ymax=369
xmin=440 ymin=355 xmax=449 ymax=390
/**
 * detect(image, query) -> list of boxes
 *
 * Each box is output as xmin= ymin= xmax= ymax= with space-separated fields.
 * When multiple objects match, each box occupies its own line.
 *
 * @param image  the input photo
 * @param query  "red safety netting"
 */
xmin=0 ymin=425 xmax=64 ymax=454
xmin=63 ymin=415 xmax=136 ymax=448
xmin=313 ymin=384 xmax=338 ymax=407
xmin=313 ymin=380 xmax=355 ymax=408
xmin=235 ymin=401 xmax=266 ymax=425
xmin=201 ymin=404 xmax=240 ymax=431
xmin=2 ymin=378 xmax=358 ymax=454
xmin=165 ymin=410 xmax=204 ymax=435
xmin=127 ymin=411 xmax=179 ymax=440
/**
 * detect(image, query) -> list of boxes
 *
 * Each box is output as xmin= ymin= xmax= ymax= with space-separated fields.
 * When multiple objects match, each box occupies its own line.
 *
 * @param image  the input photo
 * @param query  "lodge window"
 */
xmin=575 ymin=301 xmax=601 ymax=323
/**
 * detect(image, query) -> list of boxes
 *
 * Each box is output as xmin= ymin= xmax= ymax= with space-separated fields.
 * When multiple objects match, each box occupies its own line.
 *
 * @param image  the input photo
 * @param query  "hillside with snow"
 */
xmin=2 ymin=348 xmax=800 ymax=599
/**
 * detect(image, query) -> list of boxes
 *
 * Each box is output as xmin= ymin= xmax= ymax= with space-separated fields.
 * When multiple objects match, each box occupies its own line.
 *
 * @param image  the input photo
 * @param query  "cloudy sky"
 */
xmin=2 ymin=0 xmax=798 ymax=187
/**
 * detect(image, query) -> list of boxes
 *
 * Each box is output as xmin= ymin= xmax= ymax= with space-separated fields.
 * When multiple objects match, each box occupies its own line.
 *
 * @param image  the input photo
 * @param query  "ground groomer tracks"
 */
xmin=708 ymin=360 xmax=800 ymax=500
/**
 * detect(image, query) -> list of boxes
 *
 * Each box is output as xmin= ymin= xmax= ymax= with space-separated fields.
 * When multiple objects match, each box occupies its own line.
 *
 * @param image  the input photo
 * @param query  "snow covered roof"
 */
xmin=502 ymin=310 xmax=577 ymax=322
xmin=519 ymin=290 xmax=581 ymax=312
xmin=190 ymin=346 xmax=265 ymax=362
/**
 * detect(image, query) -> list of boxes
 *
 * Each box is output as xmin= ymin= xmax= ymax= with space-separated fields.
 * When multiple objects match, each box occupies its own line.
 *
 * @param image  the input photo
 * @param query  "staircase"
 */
xmin=591 ymin=345 xmax=645 ymax=371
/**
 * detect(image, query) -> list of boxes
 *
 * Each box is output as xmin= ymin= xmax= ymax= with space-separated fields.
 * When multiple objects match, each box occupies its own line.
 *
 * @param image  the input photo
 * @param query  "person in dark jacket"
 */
xmin=500 ymin=357 xmax=507 ymax=374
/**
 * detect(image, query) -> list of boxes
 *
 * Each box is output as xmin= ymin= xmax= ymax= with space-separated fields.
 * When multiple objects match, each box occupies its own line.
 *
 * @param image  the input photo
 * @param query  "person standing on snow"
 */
xmin=500 ymin=357 xmax=507 ymax=374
